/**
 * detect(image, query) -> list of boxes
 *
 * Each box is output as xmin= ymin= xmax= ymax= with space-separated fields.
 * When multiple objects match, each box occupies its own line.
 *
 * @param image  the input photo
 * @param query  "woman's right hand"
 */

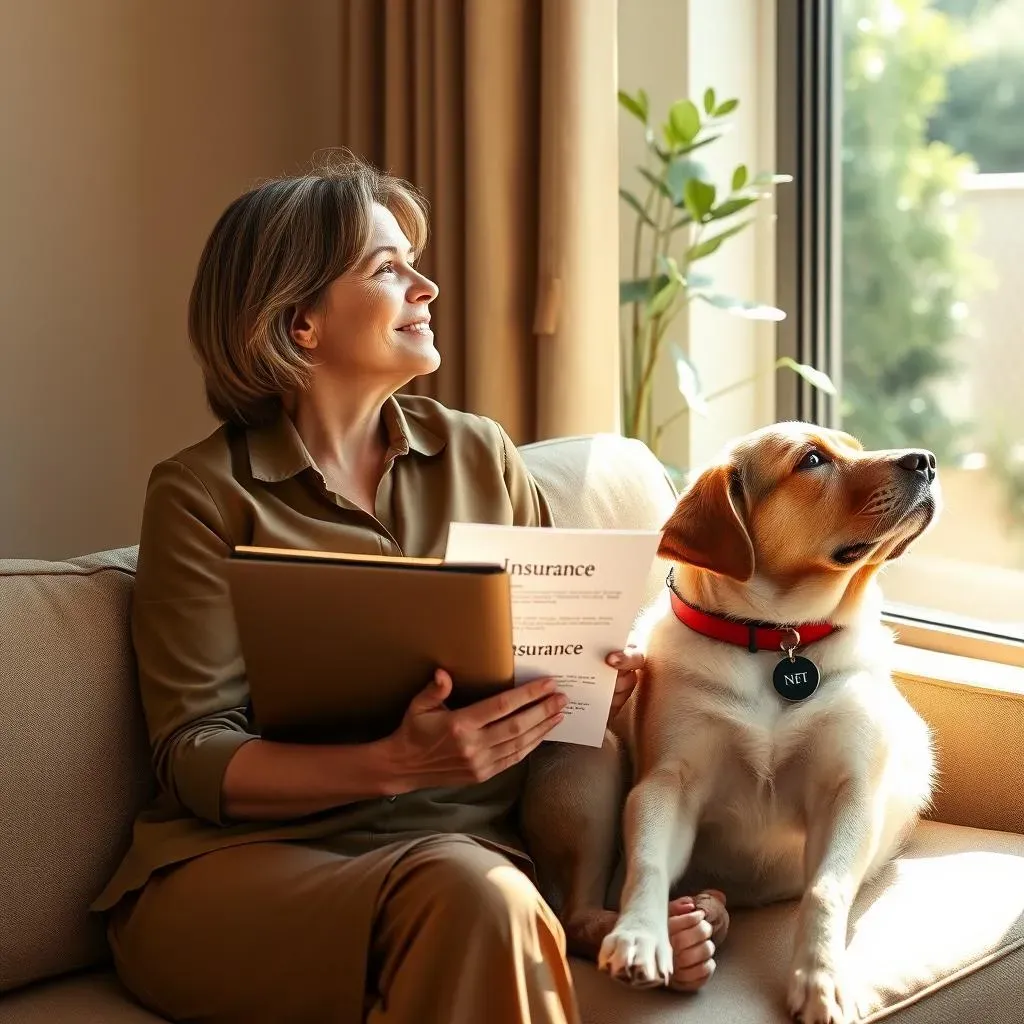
xmin=383 ymin=669 xmax=567 ymax=793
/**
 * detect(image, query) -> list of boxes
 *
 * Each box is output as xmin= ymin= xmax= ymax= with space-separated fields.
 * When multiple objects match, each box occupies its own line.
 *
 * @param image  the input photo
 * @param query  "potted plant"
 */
xmin=618 ymin=87 xmax=836 ymax=479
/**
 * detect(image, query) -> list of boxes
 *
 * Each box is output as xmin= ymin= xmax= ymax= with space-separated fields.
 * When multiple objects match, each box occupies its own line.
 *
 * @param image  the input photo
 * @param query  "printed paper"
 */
xmin=444 ymin=523 xmax=661 ymax=746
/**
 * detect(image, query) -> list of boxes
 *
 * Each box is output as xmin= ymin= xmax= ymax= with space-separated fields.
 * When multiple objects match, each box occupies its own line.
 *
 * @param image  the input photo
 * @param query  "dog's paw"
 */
xmin=786 ymin=960 xmax=854 ymax=1024
xmin=598 ymin=923 xmax=673 ymax=988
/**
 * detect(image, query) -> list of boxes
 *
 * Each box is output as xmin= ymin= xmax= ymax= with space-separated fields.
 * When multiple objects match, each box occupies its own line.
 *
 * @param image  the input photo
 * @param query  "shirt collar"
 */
xmin=246 ymin=396 xmax=445 ymax=484
xmin=384 ymin=395 xmax=446 ymax=458
xmin=246 ymin=407 xmax=315 ymax=484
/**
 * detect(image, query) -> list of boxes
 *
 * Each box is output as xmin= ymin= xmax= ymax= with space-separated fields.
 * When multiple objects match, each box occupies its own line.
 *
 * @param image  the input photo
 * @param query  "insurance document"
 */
xmin=444 ymin=523 xmax=662 ymax=746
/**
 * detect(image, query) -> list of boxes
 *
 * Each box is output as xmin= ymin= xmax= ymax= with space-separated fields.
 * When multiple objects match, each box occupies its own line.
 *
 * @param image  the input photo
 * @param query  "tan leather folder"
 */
xmin=223 ymin=545 xmax=515 ymax=744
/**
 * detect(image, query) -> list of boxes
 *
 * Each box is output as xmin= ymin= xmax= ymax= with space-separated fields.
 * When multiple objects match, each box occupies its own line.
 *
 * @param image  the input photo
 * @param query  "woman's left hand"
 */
xmin=605 ymin=646 xmax=644 ymax=722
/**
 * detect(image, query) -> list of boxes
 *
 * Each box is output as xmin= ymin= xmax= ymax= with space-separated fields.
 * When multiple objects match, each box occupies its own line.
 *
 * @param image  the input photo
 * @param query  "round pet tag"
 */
xmin=772 ymin=655 xmax=820 ymax=702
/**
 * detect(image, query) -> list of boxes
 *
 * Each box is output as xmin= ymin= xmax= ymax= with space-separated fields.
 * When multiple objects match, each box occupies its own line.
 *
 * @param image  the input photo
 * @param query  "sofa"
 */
xmin=2 ymin=432 xmax=1023 ymax=1024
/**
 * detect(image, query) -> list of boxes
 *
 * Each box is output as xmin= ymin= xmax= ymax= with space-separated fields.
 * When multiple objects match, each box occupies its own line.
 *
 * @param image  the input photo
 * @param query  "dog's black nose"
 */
xmin=898 ymin=450 xmax=936 ymax=483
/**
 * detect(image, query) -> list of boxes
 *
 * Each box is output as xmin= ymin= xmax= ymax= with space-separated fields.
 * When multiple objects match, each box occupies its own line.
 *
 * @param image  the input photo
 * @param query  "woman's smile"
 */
xmin=395 ymin=319 xmax=432 ymax=336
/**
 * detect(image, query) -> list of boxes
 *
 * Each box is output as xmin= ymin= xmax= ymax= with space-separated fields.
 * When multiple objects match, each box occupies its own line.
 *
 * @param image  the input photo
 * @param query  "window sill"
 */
xmin=884 ymin=610 xmax=1024 ymax=669
xmin=892 ymin=642 xmax=1024 ymax=698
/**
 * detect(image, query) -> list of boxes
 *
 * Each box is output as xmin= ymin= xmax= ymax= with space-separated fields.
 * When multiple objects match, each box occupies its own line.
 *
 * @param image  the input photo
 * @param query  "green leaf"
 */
xmin=672 ymin=345 xmax=708 ymax=415
xmin=668 ymin=99 xmax=701 ymax=146
xmin=731 ymin=164 xmax=748 ymax=191
xmin=619 ymin=188 xmax=656 ymax=226
xmin=648 ymin=276 xmax=682 ymax=318
xmin=638 ymin=167 xmax=672 ymax=200
xmin=775 ymin=357 xmax=838 ymax=395
xmin=618 ymin=89 xmax=648 ymax=124
xmin=686 ymin=219 xmax=753 ymax=261
xmin=714 ymin=98 xmax=739 ymax=117
xmin=708 ymin=196 xmax=757 ymax=221
xmin=620 ymin=276 xmax=667 ymax=305
xmin=665 ymin=158 xmax=707 ymax=204
xmin=683 ymin=178 xmax=717 ymax=222
xmin=683 ymin=271 xmax=713 ymax=289
xmin=695 ymin=293 xmax=787 ymax=321
xmin=703 ymin=87 xmax=716 ymax=115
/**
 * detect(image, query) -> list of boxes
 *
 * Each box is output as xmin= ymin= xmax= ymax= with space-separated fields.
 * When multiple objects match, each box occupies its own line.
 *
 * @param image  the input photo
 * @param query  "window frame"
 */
xmin=772 ymin=0 xmax=1024 ymax=666
xmin=774 ymin=0 xmax=841 ymax=429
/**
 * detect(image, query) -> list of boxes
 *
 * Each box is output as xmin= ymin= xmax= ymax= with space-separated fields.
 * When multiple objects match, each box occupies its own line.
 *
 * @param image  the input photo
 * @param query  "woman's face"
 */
xmin=292 ymin=203 xmax=440 ymax=384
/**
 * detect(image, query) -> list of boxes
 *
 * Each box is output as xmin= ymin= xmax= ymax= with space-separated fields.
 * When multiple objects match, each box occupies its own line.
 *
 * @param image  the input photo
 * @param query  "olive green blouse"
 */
xmin=92 ymin=395 xmax=552 ymax=913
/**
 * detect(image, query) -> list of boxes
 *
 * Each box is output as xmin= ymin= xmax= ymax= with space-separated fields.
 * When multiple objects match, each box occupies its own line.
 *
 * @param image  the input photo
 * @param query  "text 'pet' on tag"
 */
xmin=772 ymin=654 xmax=820 ymax=702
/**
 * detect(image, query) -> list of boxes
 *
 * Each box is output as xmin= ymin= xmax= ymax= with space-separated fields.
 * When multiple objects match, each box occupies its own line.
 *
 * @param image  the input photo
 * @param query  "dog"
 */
xmin=521 ymin=421 xmax=940 ymax=1024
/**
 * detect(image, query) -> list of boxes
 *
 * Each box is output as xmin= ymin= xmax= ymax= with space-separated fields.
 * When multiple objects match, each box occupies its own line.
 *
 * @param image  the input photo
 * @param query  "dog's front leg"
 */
xmin=788 ymin=780 xmax=883 ymax=1024
xmin=598 ymin=765 xmax=700 ymax=988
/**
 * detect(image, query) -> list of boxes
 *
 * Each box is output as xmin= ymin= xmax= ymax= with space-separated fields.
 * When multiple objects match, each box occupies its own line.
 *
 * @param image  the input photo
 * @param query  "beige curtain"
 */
xmin=339 ymin=0 xmax=620 ymax=444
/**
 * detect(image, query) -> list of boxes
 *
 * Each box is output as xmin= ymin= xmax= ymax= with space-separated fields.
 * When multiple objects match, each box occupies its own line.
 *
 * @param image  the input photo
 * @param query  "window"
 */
xmin=776 ymin=0 xmax=1024 ymax=650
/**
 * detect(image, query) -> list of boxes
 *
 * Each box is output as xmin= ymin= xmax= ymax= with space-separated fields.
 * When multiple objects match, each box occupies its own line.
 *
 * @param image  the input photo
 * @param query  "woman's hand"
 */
xmin=383 ymin=669 xmax=567 ymax=793
xmin=666 ymin=890 xmax=729 ymax=992
xmin=605 ymin=646 xmax=644 ymax=722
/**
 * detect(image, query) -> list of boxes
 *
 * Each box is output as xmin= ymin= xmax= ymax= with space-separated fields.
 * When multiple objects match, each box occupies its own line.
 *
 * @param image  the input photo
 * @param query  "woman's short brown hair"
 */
xmin=187 ymin=150 xmax=429 ymax=426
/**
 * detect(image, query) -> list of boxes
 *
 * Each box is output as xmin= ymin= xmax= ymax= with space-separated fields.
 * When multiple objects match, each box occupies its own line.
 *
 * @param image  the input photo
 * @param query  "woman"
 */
xmin=93 ymin=153 xmax=719 ymax=1024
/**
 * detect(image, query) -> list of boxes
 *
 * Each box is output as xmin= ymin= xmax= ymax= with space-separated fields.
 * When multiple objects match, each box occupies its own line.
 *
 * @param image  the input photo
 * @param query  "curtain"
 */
xmin=339 ymin=0 xmax=620 ymax=444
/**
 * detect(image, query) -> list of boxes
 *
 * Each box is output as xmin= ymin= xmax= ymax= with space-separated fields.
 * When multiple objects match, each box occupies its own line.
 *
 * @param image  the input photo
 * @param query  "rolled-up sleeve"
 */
xmin=131 ymin=459 xmax=255 ymax=825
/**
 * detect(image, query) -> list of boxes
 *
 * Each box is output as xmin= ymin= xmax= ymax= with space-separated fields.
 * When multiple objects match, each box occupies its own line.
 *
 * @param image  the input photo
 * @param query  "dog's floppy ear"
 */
xmin=658 ymin=465 xmax=755 ymax=581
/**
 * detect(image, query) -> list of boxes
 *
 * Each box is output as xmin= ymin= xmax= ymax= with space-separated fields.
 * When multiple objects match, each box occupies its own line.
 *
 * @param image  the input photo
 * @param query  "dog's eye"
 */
xmin=796 ymin=449 xmax=829 ymax=471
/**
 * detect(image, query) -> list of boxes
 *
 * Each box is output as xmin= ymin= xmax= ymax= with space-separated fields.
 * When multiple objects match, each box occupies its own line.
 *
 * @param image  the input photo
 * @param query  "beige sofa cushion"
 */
xmin=0 ymin=550 xmax=151 ymax=994
xmin=0 ymin=971 xmax=165 ymax=1023
xmin=520 ymin=432 xmax=678 ymax=610
xmin=519 ymin=433 xmax=678 ymax=532
xmin=571 ymin=820 xmax=1024 ymax=1024
xmin=2 ymin=823 xmax=1020 ymax=1024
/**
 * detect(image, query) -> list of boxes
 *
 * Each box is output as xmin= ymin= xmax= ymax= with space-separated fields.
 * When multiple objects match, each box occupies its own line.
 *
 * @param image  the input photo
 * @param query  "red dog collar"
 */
xmin=667 ymin=570 xmax=837 ymax=653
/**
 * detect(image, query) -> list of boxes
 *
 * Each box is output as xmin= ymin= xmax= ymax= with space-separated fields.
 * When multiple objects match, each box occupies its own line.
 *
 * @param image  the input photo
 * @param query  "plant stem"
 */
xmin=645 ymin=218 xmax=706 ymax=449
xmin=638 ymin=183 xmax=670 ymax=443
xmin=637 ymin=179 xmax=698 ymax=447
xmin=701 ymin=372 xmax=761 ymax=404
xmin=653 ymin=371 xmax=762 ymax=450
xmin=633 ymin=305 xmax=676 ymax=444
xmin=629 ymin=180 xmax=656 ymax=438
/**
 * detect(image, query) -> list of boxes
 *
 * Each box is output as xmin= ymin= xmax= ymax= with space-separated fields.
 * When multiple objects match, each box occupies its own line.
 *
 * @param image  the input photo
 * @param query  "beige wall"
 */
xmin=0 ymin=0 xmax=339 ymax=560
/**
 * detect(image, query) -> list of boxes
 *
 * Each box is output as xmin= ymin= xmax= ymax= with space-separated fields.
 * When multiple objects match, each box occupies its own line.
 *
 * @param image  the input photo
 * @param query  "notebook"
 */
xmin=222 ymin=545 xmax=515 ymax=744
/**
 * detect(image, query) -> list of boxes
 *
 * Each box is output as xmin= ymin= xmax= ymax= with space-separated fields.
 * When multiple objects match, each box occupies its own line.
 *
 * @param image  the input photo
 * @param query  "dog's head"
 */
xmin=658 ymin=423 xmax=940 ymax=619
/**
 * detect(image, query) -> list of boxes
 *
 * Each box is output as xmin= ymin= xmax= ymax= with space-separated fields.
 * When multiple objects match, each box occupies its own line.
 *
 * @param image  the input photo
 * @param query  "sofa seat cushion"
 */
xmin=571 ymin=820 xmax=1024 ymax=1024
xmin=0 ymin=971 xmax=165 ymax=1024
xmin=5 ymin=823 xmax=1018 ymax=1024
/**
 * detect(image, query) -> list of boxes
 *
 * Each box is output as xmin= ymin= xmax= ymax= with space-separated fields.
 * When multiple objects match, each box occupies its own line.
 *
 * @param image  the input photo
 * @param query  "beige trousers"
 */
xmin=107 ymin=833 xmax=581 ymax=1024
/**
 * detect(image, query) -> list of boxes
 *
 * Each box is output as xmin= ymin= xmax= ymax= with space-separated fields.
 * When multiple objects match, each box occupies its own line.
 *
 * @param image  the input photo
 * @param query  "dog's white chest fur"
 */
xmin=630 ymin=591 xmax=933 ymax=902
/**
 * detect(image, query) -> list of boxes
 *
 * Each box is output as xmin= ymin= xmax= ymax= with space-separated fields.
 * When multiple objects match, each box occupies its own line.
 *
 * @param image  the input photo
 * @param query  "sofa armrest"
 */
xmin=895 ymin=649 xmax=1024 ymax=835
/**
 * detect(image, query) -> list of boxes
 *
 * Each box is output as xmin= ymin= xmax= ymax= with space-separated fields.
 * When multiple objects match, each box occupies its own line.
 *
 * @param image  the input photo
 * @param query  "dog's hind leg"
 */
xmin=519 ymin=731 xmax=628 ymax=959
